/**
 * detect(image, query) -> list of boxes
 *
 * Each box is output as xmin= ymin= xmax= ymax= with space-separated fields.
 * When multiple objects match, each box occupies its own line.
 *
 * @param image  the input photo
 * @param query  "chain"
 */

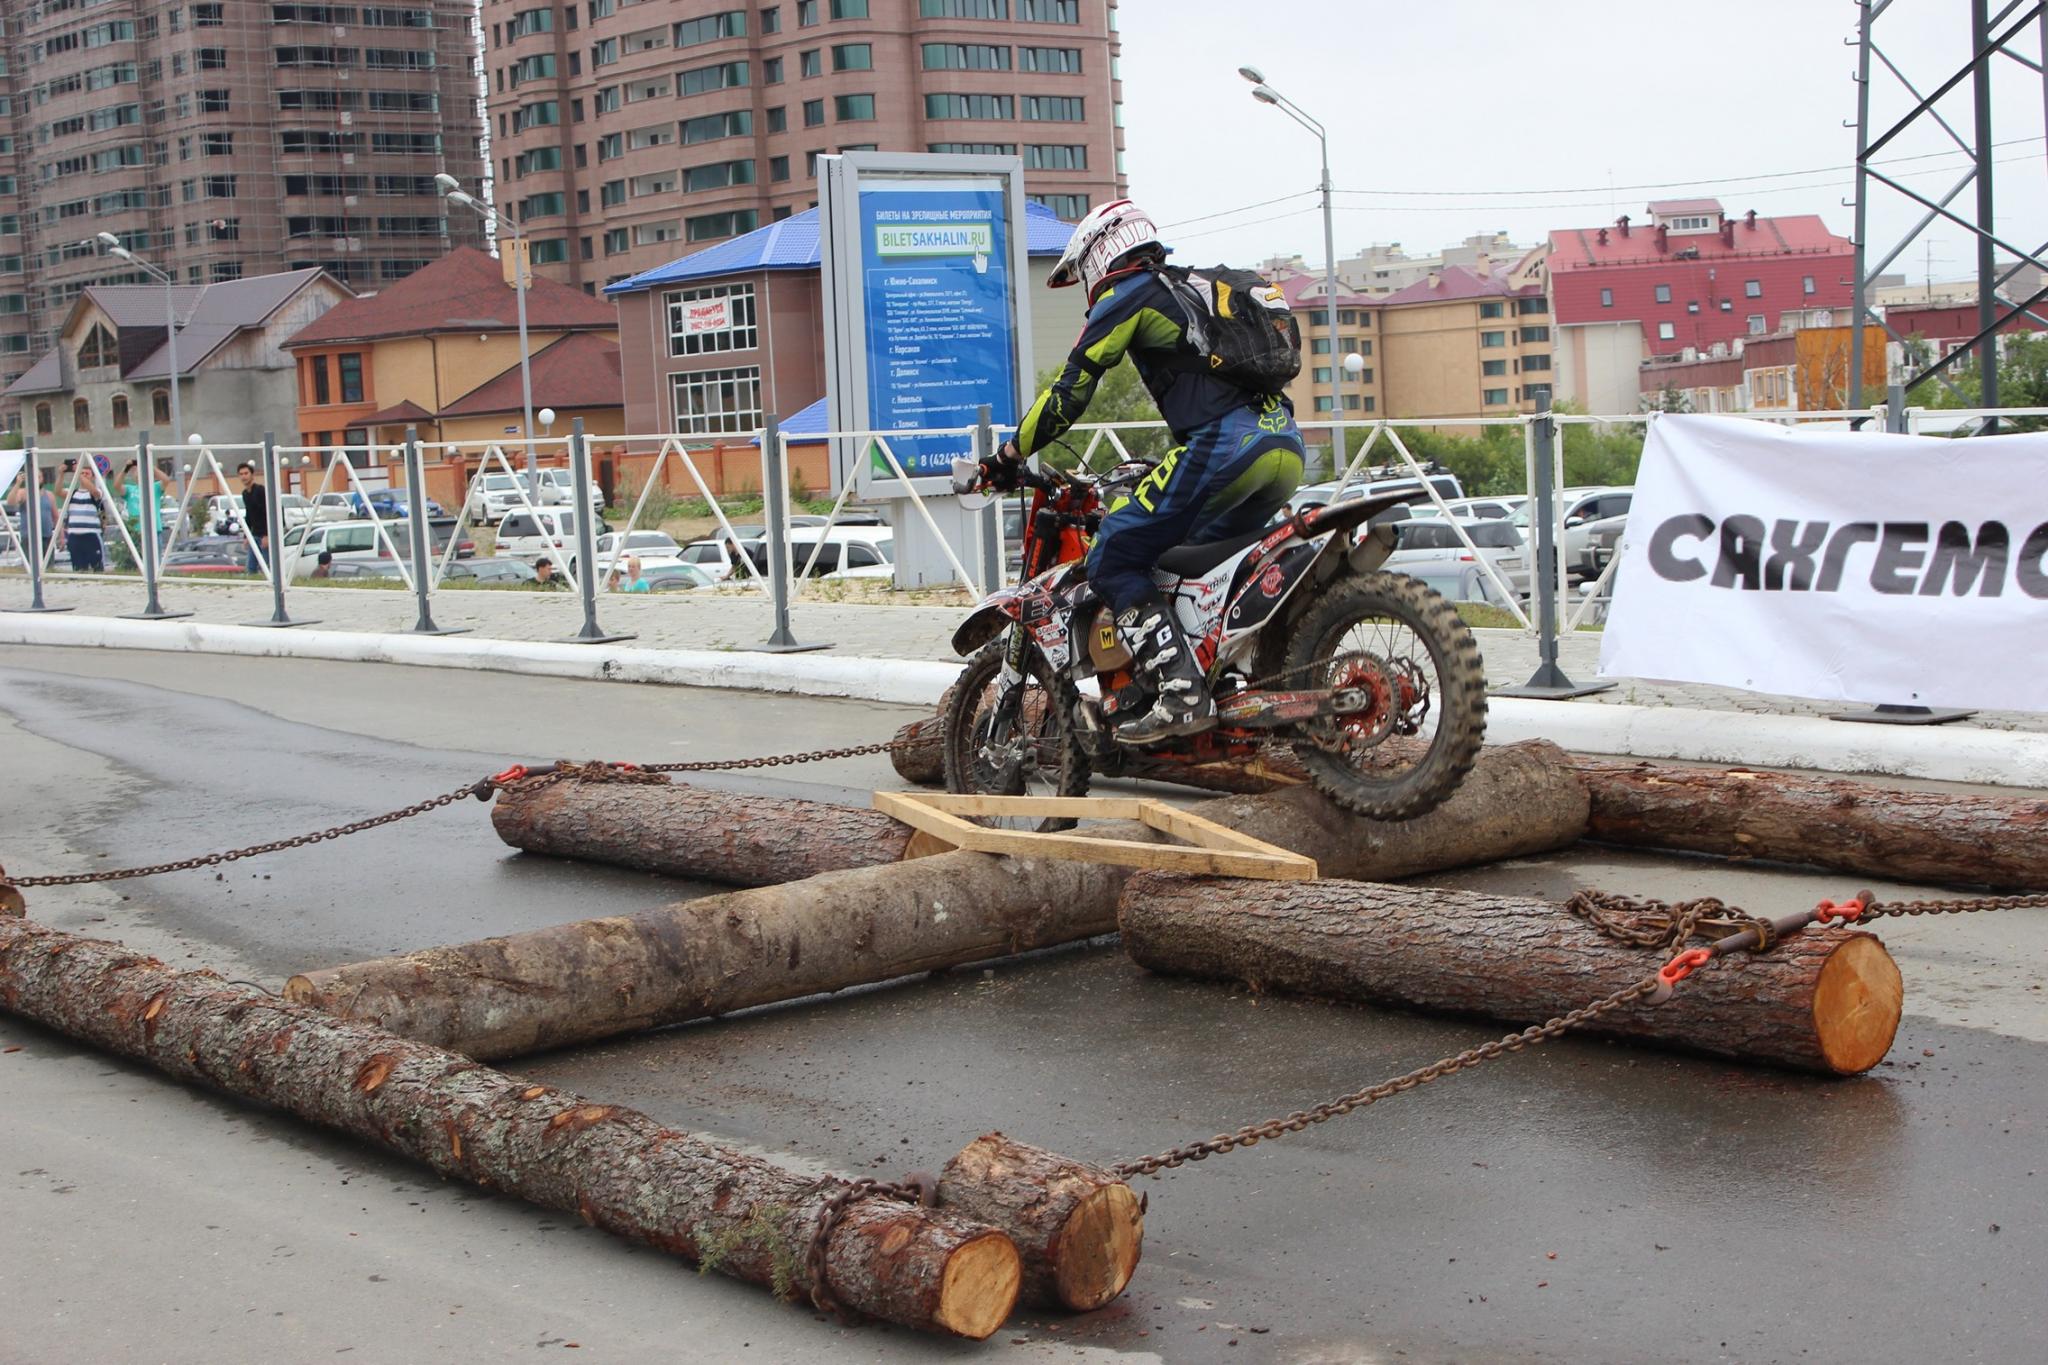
xmin=641 ymin=733 xmax=938 ymax=774
xmin=1863 ymin=891 xmax=2048 ymax=917
xmin=1113 ymin=977 xmax=1662 ymax=1177
xmin=1562 ymin=889 xmax=1776 ymax=952
xmin=803 ymin=1175 xmax=934 ymax=1319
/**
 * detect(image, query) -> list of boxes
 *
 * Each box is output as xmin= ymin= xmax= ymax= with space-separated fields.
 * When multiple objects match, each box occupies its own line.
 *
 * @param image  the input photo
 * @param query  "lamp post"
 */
xmin=1238 ymin=67 xmax=1344 ymax=474
xmin=437 ymin=174 xmax=538 ymax=494
xmin=93 ymin=232 xmax=186 ymax=500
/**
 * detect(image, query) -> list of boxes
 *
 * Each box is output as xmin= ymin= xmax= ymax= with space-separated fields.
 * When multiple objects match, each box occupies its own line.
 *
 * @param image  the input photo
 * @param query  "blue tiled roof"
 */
xmin=750 ymin=395 xmax=830 ymax=445
xmin=606 ymin=202 xmax=1077 ymax=297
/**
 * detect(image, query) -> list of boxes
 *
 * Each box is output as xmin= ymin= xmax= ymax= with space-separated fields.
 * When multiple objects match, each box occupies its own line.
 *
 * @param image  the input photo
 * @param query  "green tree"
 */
xmin=1029 ymin=362 xmax=1172 ymax=471
xmin=1909 ymin=333 xmax=2048 ymax=432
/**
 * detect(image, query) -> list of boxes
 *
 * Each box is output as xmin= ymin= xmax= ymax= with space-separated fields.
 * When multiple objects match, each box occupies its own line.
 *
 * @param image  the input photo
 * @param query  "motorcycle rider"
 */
xmin=994 ymin=199 xmax=1305 ymax=744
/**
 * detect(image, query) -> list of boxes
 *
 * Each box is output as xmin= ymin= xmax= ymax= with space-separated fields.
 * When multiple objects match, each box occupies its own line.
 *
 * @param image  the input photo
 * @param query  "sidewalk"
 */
xmin=9 ymin=571 xmax=2042 ymax=735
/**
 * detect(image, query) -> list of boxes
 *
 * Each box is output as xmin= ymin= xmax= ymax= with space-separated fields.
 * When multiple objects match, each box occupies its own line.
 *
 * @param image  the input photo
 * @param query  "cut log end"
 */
xmin=1054 ymin=1182 xmax=1144 ymax=1312
xmin=932 ymin=1232 xmax=1023 ymax=1341
xmin=1813 ymin=935 xmax=1905 ymax=1076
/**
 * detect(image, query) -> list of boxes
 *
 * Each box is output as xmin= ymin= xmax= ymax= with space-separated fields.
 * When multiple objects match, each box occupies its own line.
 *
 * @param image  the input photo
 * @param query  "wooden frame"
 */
xmin=873 ymin=792 xmax=1318 ymax=881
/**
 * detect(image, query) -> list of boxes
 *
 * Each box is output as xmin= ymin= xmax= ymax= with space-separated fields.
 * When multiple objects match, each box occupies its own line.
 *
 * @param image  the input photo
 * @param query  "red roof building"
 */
xmin=1547 ymin=200 xmax=1855 ymax=414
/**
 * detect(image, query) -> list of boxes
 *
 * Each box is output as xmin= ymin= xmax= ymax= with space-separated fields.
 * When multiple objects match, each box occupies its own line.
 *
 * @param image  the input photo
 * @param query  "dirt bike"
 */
xmin=939 ymin=451 xmax=1488 ymax=831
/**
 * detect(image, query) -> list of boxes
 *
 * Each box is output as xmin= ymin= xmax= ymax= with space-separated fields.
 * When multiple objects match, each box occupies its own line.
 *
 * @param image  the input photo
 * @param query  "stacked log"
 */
xmin=1117 ymin=873 xmax=1903 ymax=1075
xmin=939 ymin=1134 xmax=1143 ymax=1312
xmin=1575 ymin=760 xmax=2048 ymax=892
xmin=0 ymin=919 xmax=1021 ymax=1338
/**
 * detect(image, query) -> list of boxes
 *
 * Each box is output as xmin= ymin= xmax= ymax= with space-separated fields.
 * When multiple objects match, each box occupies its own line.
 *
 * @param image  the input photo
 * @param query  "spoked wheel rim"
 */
xmin=941 ymin=641 xmax=1088 ymax=832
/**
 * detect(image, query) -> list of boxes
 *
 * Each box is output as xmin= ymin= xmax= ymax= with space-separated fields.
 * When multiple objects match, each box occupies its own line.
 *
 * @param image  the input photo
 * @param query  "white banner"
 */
xmin=680 ymin=297 xmax=732 ymax=336
xmin=1599 ymin=415 xmax=2048 ymax=712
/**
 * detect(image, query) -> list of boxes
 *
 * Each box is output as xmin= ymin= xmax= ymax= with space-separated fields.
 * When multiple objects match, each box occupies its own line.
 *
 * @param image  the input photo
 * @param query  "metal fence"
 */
xmin=7 ymin=402 xmax=2047 ymax=668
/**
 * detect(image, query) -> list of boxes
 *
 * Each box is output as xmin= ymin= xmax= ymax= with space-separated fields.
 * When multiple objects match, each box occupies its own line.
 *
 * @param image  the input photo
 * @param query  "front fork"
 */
xmin=975 ymin=625 xmax=1033 ymax=783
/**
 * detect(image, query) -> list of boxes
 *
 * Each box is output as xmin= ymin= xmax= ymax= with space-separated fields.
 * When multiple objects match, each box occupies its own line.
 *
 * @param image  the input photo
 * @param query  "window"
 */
xmin=686 ymin=209 xmax=758 ymax=241
xmin=1720 ymin=299 xmax=1734 ymax=312
xmin=1599 ymin=287 xmax=1613 ymax=308
xmin=671 ymin=365 xmax=762 ymax=433
xmin=111 ymin=395 xmax=130 ymax=429
xmin=764 ymin=57 xmax=783 ymax=82
xmin=77 ymin=323 xmax=118 ymax=368
xmin=197 ymin=47 xmax=228 ymax=69
xmin=674 ymin=10 xmax=746 ymax=46
xmin=1745 ymin=279 xmax=1762 ymax=298
xmin=595 ymin=86 xmax=620 ymax=113
xmin=1480 ymin=331 xmax=1506 ymax=348
xmin=679 ymin=62 xmax=748 ymax=95
xmin=801 ymin=49 xmax=822 ymax=77
xmin=831 ymin=0 xmax=868 ymax=14
xmin=1522 ymin=355 xmax=1551 ymax=372
xmin=1024 ymin=144 xmax=1084 ymax=169
xmin=803 ymin=99 xmax=825 ymax=126
xmin=1022 ymin=95 xmax=1083 ymax=121
xmin=832 ymin=43 xmax=871 ymax=71
xmin=1313 ymin=367 xmax=1331 ymax=383
xmin=1481 ymin=359 xmax=1507 ymax=377
xmin=603 ymin=227 xmax=628 ymax=254
xmin=201 ymin=89 xmax=230 ymax=112
xmin=766 ymin=105 xmax=787 ymax=131
xmin=924 ymin=43 xmax=1010 ymax=70
xmin=922 ymin=0 xmax=1008 ymax=14
xmin=512 ymin=7 xmax=554 ymax=35
xmin=1803 ymin=275 xmax=1817 ymax=296
xmin=761 ymin=5 xmax=780 ymax=32
xmin=1478 ymin=301 xmax=1504 ymax=319
xmin=35 ymin=403 xmax=52 ymax=435
xmin=683 ymin=158 xmax=755 ymax=190
xmin=623 ymin=26 xmax=668 ymax=54
xmin=1517 ymin=297 xmax=1548 ymax=315
xmin=1018 ymin=46 xmax=1080 ymax=71
xmin=1030 ymin=193 xmax=1087 ymax=219
xmin=1657 ymin=321 xmax=1676 ymax=340
xmin=1669 ymin=214 xmax=1713 ymax=231
xmin=517 ymin=145 xmax=564 ymax=176
xmin=1747 ymin=314 xmax=1767 ymax=335
xmin=770 ymin=155 xmax=790 ymax=181
xmin=152 ymin=390 xmax=171 ymax=424
xmin=592 ymin=37 xmax=619 ymax=65
xmin=930 ymin=142 xmax=1016 ymax=155
xmin=682 ymin=110 xmax=752 ymax=143
xmin=926 ymin=93 xmax=1013 ymax=119
xmin=195 ymin=3 xmax=224 ymax=22
xmin=634 ymin=221 xmax=681 ymax=246
xmin=1482 ymin=388 xmax=1509 ymax=406
xmin=521 ymin=192 xmax=567 ymax=218
xmin=834 ymin=93 xmax=874 ymax=121
xmin=797 ymin=0 xmax=817 ymax=21
xmin=1019 ymin=0 xmax=1077 ymax=18
xmin=1313 ymin=396 xmax=1333 ymax=413
xmin=601 ymin=179 xmax=627 ymax=206
xmin=628 ymin=123 xmax=675 ymax=150
xmin=666 ymin=282 xmax=758 ymax=356
xmin=337 ymin=353 xmax=363 ymax=404
xmin=1654 ymin=284 xmax=1672 ymax=304
xmin=73 ymin=398 xmax=91 ymax=432
xmin=1519 ymin=326 xmax=1549 ymax=343
xmin=530 ymin=239 xmax=571 ymax=265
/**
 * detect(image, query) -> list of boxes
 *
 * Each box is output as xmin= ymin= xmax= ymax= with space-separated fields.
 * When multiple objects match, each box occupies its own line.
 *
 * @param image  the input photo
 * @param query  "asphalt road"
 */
xmin=2 ymin=646 xmax=2044 ymax=1365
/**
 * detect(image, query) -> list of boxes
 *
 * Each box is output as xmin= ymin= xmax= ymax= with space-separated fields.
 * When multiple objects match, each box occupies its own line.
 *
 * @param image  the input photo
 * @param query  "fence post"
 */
xmin=118 ymin=432 xmax=192 ymax=622
xmin=974 ymin=403 xmax=1001 ymax=591
xmin=1494 ymin=398 xmax=1612 ymax=700
xmin=1828 ymin=381 xmax=1977 ymax=726
xmin=401 ymin=425 xmax=465 ymax=636
xmin=244 ymin=431 xmax=317 ymax=629
xmin=564 ymin=417 xmax=633 ymax=645
xmin=755 ymin=412 xmax=827 ymax=653
xmin=3 ymin=437 xmax=71 ymax=614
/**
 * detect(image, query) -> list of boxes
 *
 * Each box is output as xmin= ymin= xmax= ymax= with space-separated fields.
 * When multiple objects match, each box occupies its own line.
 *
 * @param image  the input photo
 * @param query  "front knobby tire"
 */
xmin=940 ymin=639 xmax=1091 ymax=832
xmin=1281 ymin=571 xmax=1487 ymax=821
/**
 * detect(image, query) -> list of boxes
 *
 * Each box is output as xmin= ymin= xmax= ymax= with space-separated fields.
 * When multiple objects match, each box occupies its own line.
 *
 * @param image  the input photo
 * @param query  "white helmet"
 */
xmin=1048 ymin=199 xmax=1162 ymax=296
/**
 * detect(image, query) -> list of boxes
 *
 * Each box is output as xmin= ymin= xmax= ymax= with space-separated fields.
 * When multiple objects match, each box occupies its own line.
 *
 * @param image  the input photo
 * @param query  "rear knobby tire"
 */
xmin=940 ymin=638 xmax=1091 ymax=833
xmin=1281 ymin=571 xmax=1487 ymax=821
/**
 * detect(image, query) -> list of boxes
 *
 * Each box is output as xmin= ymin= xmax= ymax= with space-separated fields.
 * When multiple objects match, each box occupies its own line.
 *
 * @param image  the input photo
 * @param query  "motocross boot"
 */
xmin=1114 ymin=592 xmax=1216 ymax=745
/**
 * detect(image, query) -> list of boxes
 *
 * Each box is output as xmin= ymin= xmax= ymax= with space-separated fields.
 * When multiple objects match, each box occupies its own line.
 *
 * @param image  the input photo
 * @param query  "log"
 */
xmin=890 ymin=713 xmax=948 ymax=786
xmin=1118 ymin=873 xmax=1902 ymax=1075
xmin=0 ymin=919 xmax=1020 ymax=1338
xmin=1576 ymin=759 xmax=2048 ymax=892
xmin=288 ymin=850 xmax=1139 ymax=1060
xmin=939 ymin=1134 xmax=1142 ymax=1313
xmin=492 ymin=778 xmax=916 ymax=885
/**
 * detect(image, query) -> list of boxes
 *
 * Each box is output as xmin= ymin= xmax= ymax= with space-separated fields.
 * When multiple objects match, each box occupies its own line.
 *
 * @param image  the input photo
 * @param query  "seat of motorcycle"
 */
xmin=1155 ymin=527 xmax=1270 ymax=578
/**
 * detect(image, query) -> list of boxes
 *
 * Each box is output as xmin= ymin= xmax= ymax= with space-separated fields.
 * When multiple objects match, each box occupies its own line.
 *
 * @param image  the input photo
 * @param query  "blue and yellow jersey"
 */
xmin=1015 ymin=270 xmax=1269 ymax=457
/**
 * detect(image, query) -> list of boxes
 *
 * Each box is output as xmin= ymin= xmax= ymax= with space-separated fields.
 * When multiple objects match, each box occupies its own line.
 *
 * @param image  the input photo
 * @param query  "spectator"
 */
xmin=310 ymin=550 xmax=334 ymax=580
xmin=533 ymin=557 xmax=565 ymax=588
xmin=6 ymin=475 xmax=56 ymax=555
xmin=237 ymin=462 xmax=269 ymax=575
xmin=621 ymin=555 xmax=649 ymax=593
xmin=62 ymin=460 xmax=105 ymax=573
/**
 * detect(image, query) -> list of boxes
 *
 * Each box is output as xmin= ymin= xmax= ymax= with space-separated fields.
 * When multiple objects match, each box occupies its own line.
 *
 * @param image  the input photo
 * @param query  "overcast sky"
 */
xmin=1114 ymin=0 xmax=2047 ymax=283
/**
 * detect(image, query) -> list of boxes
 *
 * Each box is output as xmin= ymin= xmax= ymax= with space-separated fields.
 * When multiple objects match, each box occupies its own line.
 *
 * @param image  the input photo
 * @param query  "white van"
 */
xmin=279 ymin=518 xmax=471 ymax=579
xmin=494 ymin=506 xmax=602 ymax=565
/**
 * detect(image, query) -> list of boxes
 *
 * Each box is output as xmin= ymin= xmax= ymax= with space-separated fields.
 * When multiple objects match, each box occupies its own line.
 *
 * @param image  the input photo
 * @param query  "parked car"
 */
xmin=574 ymin=529 xmax=684 ymax=581
xmin=467 ymin=473 xmax=547 ymax=524
xmin=443 ymin=556 xmax=538 ymax=585
xmin=789 ymin=526 xmax=894 ymax=579
xmin=309 ymin=492 xmax=358 ymax=523
xmin=1288 ymin=471 xmax=1465 ymax=516
xmin=361 ymin=488 xmax=447 ymax=520
xmin=634 ymin=562 xmax=718 ymax=592
xmin=1515 ymin=487 xmax=1632 ymax=583
xmin=1414 ymin=496 xmax=1525 ymax=522
xmin=679 ymin=538 xmax=747 ymax=580
xmin=1385 ymin=518 xmax=1531 ymax=603
xmin=274 ymin=493 xmax=315 ymax=530
xmin=325 ymin=559 xmax=409 ymax=581
xmin=278 ymin=517 xmax=475 ymax=579
xmin=534 ymin=467 xmax=606 ymax=519
xmin=203 ymin=494 xmax=245 ymax=536
xmin=160 ymin=535 xmax=250 ymax=577
xmin=493 ymin=507 xmax=605 ymax=566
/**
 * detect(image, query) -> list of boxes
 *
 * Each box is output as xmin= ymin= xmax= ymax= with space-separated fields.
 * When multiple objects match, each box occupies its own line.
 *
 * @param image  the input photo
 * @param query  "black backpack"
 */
xmin=1156 ymin=264 xmax=1303 ymax=394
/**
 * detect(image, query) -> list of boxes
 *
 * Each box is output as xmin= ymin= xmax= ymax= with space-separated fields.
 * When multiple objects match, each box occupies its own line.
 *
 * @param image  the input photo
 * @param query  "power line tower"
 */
xmin=1849 ymin=0 xmax=2048 ymax=415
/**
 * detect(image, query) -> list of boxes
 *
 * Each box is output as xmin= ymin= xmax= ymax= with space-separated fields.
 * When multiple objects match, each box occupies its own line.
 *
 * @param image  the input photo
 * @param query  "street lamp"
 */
xmin=437 ymin=174 xmax=538 ymax=493
xmin=1238 ymin=69 xmax=1344 ymax=468
xmin=93 ymin=232 xmax=189 ymax=496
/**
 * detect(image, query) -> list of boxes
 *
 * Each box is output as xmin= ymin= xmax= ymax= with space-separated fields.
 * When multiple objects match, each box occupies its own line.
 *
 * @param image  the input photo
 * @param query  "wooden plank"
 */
xmin=908 ymin=794 xmax=1153 ymax=821
xmin=1140 ymin=803 xmax=1318 ymax=864
xmin=872 ymin=791 xmax=1317 ymax=881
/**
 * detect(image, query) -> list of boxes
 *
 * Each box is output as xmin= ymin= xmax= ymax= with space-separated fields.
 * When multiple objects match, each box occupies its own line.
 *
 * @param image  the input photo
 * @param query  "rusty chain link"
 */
xmin=1113 ymin=977 xmax=1665 ymax=1178
xmin=1562 ymin=889 xmax=1779 ymax=952
xmin=1862 ymin=891 xmax=2048 ymax=918
xmin=803 ymin=1174 xmax=934 ymax=1319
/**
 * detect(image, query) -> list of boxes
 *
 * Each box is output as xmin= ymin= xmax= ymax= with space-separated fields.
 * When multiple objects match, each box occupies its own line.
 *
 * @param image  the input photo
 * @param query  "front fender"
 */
xmin=952 ymin=593 xmax=1024 ymax=656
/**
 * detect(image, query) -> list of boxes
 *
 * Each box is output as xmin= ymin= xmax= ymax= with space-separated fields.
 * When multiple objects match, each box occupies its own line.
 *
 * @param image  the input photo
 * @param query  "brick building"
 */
xmin=1375 ymin=255 xmax=1553 ymax=428
xmin=1548 ymin=199 xmax=1855 ymax=415
xmin=1638 ymin=324 xmax=1888 ymax=414
xmin=0 ymin=0 xmax=489 ymax=403
xmin=481 ymin=0 xmax=1126 ymax=294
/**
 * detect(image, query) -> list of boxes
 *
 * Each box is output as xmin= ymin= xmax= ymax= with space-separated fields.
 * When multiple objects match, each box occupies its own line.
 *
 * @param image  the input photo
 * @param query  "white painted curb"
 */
xmin=6 ymin=613 xmax=2047 ymax=788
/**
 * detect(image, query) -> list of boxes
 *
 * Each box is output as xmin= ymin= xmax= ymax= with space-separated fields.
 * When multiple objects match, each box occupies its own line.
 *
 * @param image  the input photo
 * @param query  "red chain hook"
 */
xmin=1814 ymin=894 xmax=1869 ymax=925
xmin=1657 ymin=946 xmax=1713 ymax=988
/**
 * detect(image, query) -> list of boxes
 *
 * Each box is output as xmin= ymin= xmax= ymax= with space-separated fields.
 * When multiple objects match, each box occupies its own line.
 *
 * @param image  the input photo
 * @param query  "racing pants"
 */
xmin=1085 ymin=396 xmax=1306 ymax=613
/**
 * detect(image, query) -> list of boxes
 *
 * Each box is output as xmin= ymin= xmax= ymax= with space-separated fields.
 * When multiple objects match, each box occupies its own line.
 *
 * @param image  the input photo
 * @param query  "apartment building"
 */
xmin=1375 ymin=254 xmax=1554 ymax=428
xmin=0 ymin=0 xmax=488 ymax=403
xmin=482 ymin=0 xmax=1125 ymax=293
